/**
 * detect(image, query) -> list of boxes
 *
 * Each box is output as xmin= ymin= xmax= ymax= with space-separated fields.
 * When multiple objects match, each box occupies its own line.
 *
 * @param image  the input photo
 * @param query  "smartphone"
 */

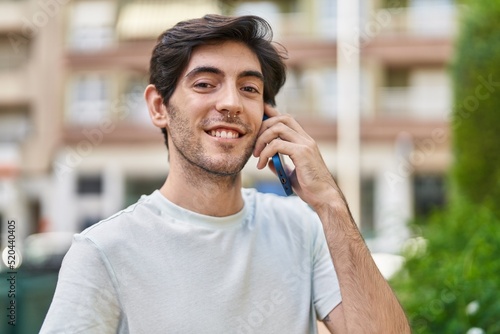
xmin=263 ymin=115 xmax=293 ymax=196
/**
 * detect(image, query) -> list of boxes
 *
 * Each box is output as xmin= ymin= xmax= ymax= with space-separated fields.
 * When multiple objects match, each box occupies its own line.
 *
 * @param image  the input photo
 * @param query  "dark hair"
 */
xmin=148 ymin=14 xmax=288 ymax=148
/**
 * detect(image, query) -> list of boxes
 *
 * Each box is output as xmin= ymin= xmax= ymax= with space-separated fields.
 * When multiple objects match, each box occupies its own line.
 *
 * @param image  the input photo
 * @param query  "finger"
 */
xmin=259 ymin=114 xmax=310 ymax=140
xmin=256 ymin=138 xmax=296 ymax=169
xmin=253 ymin=122 xmax=299 ymax=159
xmin=260 ymin=104 xmax=279 ymax=134
xmin=267 ymin=158 xmax=276 ymax=175
xmin=271 ymin=155 xmax=294 ymax=177
xmin=263 ymin=104 xmax=280 ymax=118
xmin=266 ymin=156 xmax=296 ymax=195
xmin=255 ymin=116 xmax=315 ymax=159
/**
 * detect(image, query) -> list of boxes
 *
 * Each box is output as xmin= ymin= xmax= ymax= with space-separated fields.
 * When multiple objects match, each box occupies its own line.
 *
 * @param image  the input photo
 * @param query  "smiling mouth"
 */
xmin=208 ymin=129 xmax=240 ymax=139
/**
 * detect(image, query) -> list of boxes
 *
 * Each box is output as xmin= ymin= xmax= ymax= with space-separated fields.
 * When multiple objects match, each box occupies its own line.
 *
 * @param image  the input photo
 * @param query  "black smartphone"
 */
xmin=263 ymin=115 xmax=293 ymax=196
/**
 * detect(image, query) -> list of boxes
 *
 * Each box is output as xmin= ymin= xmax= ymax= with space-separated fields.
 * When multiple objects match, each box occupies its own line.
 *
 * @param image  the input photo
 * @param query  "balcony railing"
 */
xmin=277 ymin=3 xmax=458 ymax=40
xmin=378 ymin=86 xmax=451 ymax=119
xmin=376 ymin=4 xmax=459 ymax=37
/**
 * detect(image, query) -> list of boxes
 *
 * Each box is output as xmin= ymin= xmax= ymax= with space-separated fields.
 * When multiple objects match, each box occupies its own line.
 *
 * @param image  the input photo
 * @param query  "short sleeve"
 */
xmin=40 ymin=234 xmax=125 ymax=333
xmin=311 ymin=220 xmax=342 ymax=320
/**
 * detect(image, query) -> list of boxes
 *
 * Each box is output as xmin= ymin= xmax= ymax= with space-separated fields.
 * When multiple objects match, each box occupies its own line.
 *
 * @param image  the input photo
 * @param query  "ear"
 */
xmin=144 ymin=84 xmax=169 ymax=129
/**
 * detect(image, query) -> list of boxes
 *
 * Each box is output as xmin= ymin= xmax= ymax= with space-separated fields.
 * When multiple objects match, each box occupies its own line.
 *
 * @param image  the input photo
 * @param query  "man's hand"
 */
xmin=254 ymin=104 xmax=411 ymax=333
xmin=253 ymin=104 xmax=339 ymax=210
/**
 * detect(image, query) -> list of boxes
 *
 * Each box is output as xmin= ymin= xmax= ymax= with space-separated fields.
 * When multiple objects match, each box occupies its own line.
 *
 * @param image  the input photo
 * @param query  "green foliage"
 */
xmin=450 ymin=1 xmax=500 ymax=216
xmin=391 ymin=199 xmax=500 ymax=333
xmin=391 ymin=2 xmax=500 ymax=331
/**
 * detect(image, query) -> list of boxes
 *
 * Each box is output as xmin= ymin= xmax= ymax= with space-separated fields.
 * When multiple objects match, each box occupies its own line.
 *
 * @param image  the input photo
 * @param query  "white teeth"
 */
xmin=209 ymin=129 xmax=239 ymax=139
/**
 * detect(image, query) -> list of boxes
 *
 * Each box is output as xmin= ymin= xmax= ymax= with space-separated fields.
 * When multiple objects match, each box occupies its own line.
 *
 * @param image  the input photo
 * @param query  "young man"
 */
xmin=41 ymin=15 xmax=410 ymax=333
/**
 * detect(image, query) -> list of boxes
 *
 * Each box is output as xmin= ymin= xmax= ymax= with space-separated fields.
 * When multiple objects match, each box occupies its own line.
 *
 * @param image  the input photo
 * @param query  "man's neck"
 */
xmin=159 ymin=164 xmax=245 ymax=217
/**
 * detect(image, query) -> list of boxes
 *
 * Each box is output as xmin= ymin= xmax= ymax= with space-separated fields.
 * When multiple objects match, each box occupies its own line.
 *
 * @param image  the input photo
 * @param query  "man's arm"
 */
xmin=316 ymin=187 xmax=410 ymax=333
xmin=40 ymin=235 xmax=122 ymax=333
xmin=255 ymin=105 xmax=410 ymax=333
xmin=322 ymin=303 xmax=347 ymax=333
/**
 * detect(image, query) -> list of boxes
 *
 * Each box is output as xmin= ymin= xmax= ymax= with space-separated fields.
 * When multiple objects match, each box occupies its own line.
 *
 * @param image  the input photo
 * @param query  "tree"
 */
xmin=391 ymin=201 xmax=500 ymax=333
xmin=450 ymin=1 xmax=500 ymax=216
xmin=391 ymin=2 xmax=500 ymax=332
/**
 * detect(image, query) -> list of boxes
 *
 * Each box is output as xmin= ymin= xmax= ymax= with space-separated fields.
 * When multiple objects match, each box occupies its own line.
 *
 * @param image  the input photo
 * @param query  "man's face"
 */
xmin=165 ymin=40 xmax=265 ymax=176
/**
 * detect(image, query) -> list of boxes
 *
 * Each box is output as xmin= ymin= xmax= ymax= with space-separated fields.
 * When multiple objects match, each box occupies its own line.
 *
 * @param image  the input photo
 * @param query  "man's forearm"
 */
xmin=315 ymin=189 xmax=411 ymax=333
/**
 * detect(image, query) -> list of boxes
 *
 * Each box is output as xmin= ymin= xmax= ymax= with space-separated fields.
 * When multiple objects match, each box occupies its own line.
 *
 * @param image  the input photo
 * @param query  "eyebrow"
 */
xmin=185 ymin=66 xmax=222 ymax=79
xmin=239 ymin=70 xmax=264 ymax=83
xmin=184 ymin=66 xmax=264 ymax=83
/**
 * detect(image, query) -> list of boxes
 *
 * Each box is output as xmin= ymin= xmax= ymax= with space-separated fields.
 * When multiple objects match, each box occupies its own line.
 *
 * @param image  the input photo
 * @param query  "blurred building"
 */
xmin=0 ymin=0 xmax=457 ymax=254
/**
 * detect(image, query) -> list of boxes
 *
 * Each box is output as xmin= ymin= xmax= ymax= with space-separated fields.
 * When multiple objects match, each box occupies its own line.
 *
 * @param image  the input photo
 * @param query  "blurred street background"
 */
xmin=1 ymin=0 xmax=499 ymax=333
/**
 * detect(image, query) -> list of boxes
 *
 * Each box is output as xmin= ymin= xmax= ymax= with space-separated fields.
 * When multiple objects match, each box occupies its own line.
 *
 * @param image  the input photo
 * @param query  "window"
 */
xmin=408 ymin=0 xmax=456 ymax=36
xmin=0 ymin=107 xmax=30 ymax=142
xmin=317 ymin=68 xmax=337 ymax=119
xmin=68 ymin=74 xmax=110 ymax=124
xmin=276 ymin=68 xmax=305 ymax=116
xmin=386 ymin=68 xmax=410 ymax=87
xmin=77 ymin=175 xmax=103 ymax=195
xmin=409 ymin=0 xmax=453 ymax=7
xmin=0 ymin=35 xmax=29 ymax=70
xmin=76 ymin=174 xmax=104 ymax=231
xmin=69 ymin=1 xmax=115 ymax=50
xmin=317 ymin=0 xmax=337 ymax=38
xmin=408 ymin=68 xmax=451 ymax=119
xmin=380 ymin=68 xmax=410 ymax=116
xmin=28 ymin=199 xmax=41 ymax=234
xmin=380 ymin=66 xmax=451 ymax=118
xmin=122 ymin=76 xmax=149 ymax=124
xmin=234 ymin=2 xmax=281 ymax=36
xmin=383 ymin=0 xmax=409 ymax=8
xmin=413 ymin=174 xmax=446 ymax=218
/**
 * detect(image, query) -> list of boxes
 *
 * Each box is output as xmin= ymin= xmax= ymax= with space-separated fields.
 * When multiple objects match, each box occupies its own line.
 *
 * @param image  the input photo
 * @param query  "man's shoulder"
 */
xmin=81 ymin=191 xmax=161 ymax=239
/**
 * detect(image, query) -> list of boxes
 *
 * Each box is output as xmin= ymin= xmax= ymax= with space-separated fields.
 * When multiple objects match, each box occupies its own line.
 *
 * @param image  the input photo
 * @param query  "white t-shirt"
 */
xmin=41 ymin=189 xmax=342 ymax=333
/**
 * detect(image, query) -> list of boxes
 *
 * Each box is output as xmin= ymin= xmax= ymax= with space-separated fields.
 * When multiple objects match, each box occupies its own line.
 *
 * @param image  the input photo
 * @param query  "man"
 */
xmin=41 ymin=15 xmax=410 ymax=333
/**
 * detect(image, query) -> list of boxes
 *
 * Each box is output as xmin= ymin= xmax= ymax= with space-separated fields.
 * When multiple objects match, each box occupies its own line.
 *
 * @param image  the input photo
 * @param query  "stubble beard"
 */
xmin=167 ymin=104 xmax=256 ymax=184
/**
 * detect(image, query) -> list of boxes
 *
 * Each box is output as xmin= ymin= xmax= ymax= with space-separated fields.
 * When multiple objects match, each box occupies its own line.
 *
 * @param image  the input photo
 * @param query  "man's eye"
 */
xmin=194 ymin=82 xmax=214 ymax=88
xmin=242 ymin=86 xmax=259 ymax=93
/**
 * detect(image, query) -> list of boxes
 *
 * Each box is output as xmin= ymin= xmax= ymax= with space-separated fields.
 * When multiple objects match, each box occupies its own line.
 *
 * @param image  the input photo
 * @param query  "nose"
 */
xmin=215 ymin=84 xmax=242 ymax=116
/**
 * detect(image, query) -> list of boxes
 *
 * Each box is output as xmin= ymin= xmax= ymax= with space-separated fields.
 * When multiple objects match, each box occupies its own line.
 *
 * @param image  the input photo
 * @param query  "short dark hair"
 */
xmin=148 ymin=14 xmax=288 ymax=148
